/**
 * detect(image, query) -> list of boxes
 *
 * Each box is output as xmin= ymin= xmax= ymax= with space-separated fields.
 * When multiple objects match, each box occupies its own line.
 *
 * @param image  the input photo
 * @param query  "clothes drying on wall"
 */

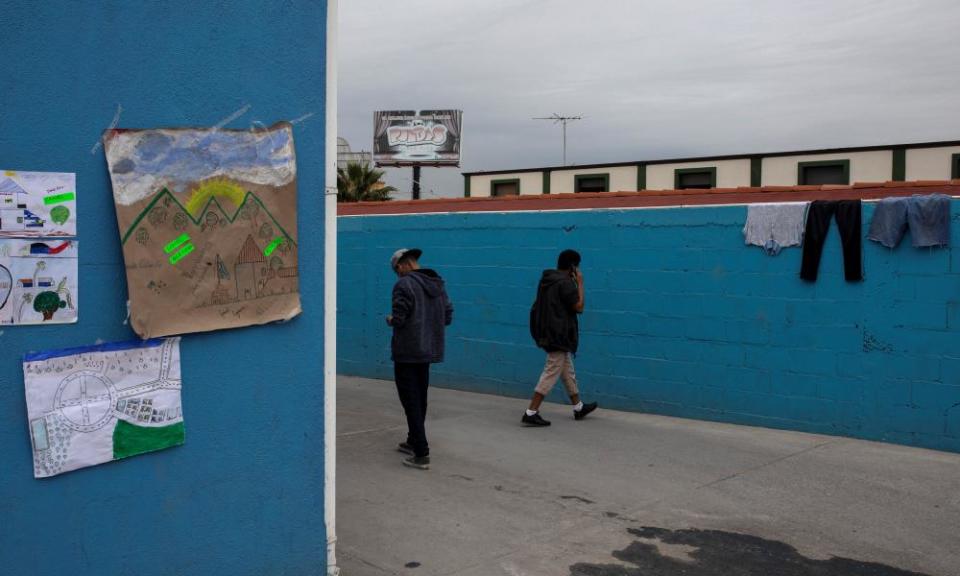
xmin=800 ymin=200 xmax=863 ymax=283
xmin=743 ymin=202 xmax=809 ymax=256
xmin=867 ymin=194 xmax=951 ymax=249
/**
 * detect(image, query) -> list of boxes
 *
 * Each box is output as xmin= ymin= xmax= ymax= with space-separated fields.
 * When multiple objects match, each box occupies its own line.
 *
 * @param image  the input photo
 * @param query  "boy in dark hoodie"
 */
xmin=523 ymin=249 xmax=597 ymax=426
xmin=387 ymin=248 xmax=453 ymax=470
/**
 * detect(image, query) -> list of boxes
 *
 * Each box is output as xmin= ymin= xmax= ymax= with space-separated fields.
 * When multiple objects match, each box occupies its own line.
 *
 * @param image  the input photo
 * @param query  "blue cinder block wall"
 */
xmin=339 ymin=202 xmax=960 ymax=453
xmin=0 ymin=2 xmax=327 ymax=575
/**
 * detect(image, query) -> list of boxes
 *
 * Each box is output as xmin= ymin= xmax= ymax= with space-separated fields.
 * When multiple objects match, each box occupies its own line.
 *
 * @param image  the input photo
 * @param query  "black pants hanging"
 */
xmin=394 ymin=362 xmax=430 ymax=458
xmin=800 ymin=200 xmax=863 ymax=282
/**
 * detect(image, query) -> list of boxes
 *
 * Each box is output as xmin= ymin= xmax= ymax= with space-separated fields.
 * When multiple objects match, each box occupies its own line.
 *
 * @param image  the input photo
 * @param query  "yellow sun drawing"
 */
xmin=184 ymin=178 xmax=247 ymax=216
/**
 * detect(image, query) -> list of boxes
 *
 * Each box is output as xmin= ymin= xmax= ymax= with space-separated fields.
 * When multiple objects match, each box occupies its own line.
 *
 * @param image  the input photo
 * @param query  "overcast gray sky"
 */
xmin=339 ymin=0 xmax=960 ymax=199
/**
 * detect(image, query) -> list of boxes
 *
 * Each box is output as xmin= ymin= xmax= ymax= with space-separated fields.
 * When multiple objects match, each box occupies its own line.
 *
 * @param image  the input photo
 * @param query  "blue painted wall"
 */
xmin=0 ymin=2 xmax=327 ymax=575
xmin=339 ymin=202 xmax=960 ymax=453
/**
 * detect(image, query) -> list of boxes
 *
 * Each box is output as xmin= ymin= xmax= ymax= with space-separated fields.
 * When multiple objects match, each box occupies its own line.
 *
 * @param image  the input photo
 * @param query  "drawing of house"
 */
xmin=0 ymin=177 xmax=28 ymax=208
xmin=0 ymin=177 xmax=30 ymax=231
xmin=235 ymin=235 xmax=265 ymax=300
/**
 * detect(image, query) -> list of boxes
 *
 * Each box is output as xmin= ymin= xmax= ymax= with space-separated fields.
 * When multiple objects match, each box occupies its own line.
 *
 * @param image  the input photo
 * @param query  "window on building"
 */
xmin=674 ymin=168 xmax=716 ymax=189
xmin=952 ymin=154 xmax=960 ymax=179
xmin=574 ymin=174 xmax=609 ymax=193
xmin=798 ymin=160 xmax=849 ymax=185
xmin=490 ymin=179 xmax=520 ymax=197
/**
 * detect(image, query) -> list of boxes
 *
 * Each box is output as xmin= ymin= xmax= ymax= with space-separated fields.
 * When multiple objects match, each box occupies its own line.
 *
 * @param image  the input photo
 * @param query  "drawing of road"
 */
xmin=25 ymin=338 xmax=183 ymax=478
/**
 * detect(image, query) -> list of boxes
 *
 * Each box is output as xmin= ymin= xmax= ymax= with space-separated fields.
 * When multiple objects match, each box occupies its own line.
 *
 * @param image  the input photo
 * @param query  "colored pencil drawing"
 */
xmin=103 ymin=123 xmax=300 ymax=338
xmin=23 ymin=338 xmax=184 ymax=478
xmin=0 ymin=239 xmax=78 ymax=325
xmin=0 ymin=171 xmax=77 ymax=237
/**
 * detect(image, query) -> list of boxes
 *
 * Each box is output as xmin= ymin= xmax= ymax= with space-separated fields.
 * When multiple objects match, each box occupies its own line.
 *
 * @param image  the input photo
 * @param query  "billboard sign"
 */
xmin=373 ymin=110 xmax=462 ymax=167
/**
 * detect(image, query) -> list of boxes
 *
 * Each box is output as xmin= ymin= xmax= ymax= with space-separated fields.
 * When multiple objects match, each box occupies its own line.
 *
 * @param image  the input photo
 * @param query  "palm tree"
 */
xmin=337 ymin=162 xmax=396 ymax=202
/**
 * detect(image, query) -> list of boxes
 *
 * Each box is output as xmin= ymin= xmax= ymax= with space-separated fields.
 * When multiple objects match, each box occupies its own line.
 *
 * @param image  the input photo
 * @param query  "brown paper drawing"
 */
xmin=103 ymin=123 xmax=300 ymax=338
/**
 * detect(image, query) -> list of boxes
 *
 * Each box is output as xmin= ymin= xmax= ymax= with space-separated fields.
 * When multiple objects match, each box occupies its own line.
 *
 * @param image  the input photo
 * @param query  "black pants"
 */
xmin=394 ymin=362 xmax=430 ymax=458
xmin=800 ymin=200 xmax=863 ymax=282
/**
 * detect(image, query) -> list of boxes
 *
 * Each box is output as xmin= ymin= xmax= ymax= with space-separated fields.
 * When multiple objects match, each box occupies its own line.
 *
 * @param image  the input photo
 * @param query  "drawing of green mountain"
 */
xmin=122 ymin=187 xmax=295 ymax=247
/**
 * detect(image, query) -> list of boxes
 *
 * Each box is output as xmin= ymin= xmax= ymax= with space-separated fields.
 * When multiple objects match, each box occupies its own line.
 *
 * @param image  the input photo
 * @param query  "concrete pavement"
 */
xmin=336 ymin=376 xmax=960 ymax=576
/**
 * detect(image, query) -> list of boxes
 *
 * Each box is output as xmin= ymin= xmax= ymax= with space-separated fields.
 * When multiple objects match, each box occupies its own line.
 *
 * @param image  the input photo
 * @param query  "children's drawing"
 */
xmin=0 ymin=171 xmax=77 ymax=237
xmin=23 ymin=338 xmax=183 ymax=478
xmin=0 ymin=263 xmax=11 ymax=310
xmin=102 ymin=123 xmax=300 ymax=338
xmin=0 ymin=239 xmax=78 ymax=325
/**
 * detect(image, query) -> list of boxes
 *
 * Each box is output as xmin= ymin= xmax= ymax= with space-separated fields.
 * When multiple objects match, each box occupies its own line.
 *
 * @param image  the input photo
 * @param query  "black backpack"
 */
xmin=529 ymin=285 xmax=547 ymax=348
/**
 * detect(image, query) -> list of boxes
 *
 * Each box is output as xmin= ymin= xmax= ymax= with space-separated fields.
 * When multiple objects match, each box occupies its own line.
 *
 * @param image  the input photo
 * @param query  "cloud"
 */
xmin=340 ymin=0 xmax=960 ymax=198
xmin=104 ymin=126 xmax=296 ymax=205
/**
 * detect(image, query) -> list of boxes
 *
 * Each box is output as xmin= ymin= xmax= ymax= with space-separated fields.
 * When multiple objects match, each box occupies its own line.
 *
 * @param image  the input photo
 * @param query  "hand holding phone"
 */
xmin=571 ymin=266 xmax=583 ymax=285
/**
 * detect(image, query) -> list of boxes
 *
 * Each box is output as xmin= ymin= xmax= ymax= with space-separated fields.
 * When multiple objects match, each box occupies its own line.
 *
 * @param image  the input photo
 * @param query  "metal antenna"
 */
xmin=533 ymin=113 xmax=582 ymax=165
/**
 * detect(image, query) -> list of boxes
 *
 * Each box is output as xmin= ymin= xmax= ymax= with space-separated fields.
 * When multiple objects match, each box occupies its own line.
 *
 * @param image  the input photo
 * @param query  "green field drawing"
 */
xmin=113 ymin=419 xmax=185 ymax=460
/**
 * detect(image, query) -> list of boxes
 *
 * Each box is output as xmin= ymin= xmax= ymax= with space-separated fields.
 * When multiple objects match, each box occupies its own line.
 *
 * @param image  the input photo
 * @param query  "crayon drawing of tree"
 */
xmin=33 ymin=291 xmax=66 ymax=321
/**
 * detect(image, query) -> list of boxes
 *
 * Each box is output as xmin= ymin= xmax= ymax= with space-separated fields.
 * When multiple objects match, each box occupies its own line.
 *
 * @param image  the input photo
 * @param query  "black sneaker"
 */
xmin=403 ymin=456 xmax=430 ymax=470
xmin=398 ymin=442 xmax=414 ymax=455
xmin=574 ymin=402 xmax=598 ymax=420
xmin=522 ymin=412 xmax=551 ymax=427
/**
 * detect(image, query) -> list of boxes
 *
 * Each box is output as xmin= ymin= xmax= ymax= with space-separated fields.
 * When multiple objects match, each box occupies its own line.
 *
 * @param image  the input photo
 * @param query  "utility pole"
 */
xmin=411 ymin=165 xmax=421 ymax=200
xmin=533 ymin=113 xmax=582 ymax=165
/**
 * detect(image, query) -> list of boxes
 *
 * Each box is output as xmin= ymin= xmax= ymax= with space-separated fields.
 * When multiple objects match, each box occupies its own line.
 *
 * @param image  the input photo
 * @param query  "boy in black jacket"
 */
xmin=387 ymin=248 xmax=453 ymax=469
xmin=523 ymin=249 xmax=597 ymax=426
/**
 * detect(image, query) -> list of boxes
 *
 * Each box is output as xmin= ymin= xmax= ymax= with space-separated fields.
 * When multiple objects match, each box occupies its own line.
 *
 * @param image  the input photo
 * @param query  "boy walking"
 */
xmin=387 ymin=248 xmax=453 ymax=470
xmin=523 ymin=249 xmax=597 ymax=426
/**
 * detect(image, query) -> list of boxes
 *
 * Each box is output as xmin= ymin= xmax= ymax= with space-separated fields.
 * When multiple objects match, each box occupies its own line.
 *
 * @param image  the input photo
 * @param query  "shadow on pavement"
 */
xmin=570 ymin=526 xmax=931 ymax=576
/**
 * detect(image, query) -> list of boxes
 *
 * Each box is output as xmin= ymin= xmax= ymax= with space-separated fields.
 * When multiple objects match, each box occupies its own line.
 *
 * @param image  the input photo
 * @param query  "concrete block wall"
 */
xmin=338 ymin=201 xmax=960 ymax=453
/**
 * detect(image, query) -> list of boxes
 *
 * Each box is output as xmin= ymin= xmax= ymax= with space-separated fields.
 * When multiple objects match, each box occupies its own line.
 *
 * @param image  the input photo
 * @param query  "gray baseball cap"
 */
xmin=390 ymin=248 xmax=422 ymax=270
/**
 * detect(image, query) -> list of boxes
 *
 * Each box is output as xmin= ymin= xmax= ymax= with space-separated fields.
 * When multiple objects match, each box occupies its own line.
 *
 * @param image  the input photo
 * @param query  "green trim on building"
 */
xmin=464 ymin=175 xmax=471 ymax=198
xmin=543 ymin=170 xmax=551 ymax=194
xmin=892 ymin=148 xmax=906 ymax=181
xmin=750 ymin=157 xmax=762 ymax=187
xmin=490 ymin=178 xmax=521 ymax=197
xmin=952 ymin=154 xmax=960 ymax=179
xmin=674 ymin=167 xmax=717 ymax=189
xmin=636 ymin=164 xmax=647 ymax=191
xmin=797 ymin=159 xmax=850 ymax=185
xmin=574 ymin=173 xmax=610 ymax=193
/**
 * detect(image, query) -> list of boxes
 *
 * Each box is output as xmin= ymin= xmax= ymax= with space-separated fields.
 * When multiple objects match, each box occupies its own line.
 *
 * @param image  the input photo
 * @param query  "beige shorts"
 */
xmin=535 ymin=351 xmax=579 ymax=396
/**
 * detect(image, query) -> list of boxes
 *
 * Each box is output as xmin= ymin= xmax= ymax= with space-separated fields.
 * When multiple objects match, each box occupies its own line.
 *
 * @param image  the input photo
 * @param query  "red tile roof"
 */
xmin=338 ymin=180 xmax=960 ymax=216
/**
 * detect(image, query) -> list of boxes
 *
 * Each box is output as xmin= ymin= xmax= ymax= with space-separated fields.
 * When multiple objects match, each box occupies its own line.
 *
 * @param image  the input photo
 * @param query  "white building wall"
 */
xmin=549 ymin=166 xmax=637 ymax=193
xmin=469 ymin=172 xmax=543 ymax=197
xmin=762 ymin=150 xmax=892 ymax=186
xmin=905 ymin=146 xmax=960 ymax=181
xmin=645 ymin=159 xmax=751 ymax=190
xmin=466 ymin=143 xmax=960 ymax=198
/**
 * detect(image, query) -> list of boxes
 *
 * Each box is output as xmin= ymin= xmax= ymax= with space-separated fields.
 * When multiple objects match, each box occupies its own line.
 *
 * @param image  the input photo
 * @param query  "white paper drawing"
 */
xmin=0 ymin=239 xmax=78 ymax=325
xmin=0 ymin=170 xmax=76 ymax=237
xmin=23 ymin=338 xmax=184 ymax=478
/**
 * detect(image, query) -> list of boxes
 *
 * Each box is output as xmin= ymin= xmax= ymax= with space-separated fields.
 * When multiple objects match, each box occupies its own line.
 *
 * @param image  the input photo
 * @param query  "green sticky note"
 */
xmin=168 ymin=243 xmax=195 ymax=264
xmin=164 ymin=233 xmax=190 ymax=254
xmin=264 ymin=236 xmax=285 ymax=257
xmin=43 ymin=192 xmax=75 ymax=205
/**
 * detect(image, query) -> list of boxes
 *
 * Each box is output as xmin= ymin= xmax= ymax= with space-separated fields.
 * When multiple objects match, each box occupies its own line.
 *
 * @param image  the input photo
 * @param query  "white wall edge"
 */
xmin=324 ymin=0 xmax=340 ymax=574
